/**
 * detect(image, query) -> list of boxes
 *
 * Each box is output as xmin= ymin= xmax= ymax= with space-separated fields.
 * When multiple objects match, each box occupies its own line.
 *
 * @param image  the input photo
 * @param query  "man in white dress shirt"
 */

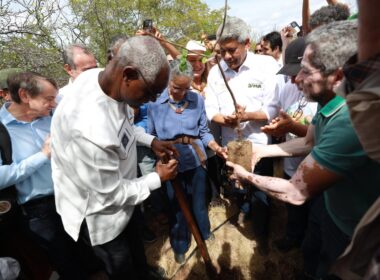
xmin=205 ymin=16 xmax=281 ymax=255
xmin=51 ymin=36 xmax=178 ymax=279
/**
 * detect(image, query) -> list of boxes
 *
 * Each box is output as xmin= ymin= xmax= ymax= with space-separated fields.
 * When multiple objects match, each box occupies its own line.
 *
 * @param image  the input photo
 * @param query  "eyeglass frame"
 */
xmin=134 ymin=68 xmax=161 ymax=100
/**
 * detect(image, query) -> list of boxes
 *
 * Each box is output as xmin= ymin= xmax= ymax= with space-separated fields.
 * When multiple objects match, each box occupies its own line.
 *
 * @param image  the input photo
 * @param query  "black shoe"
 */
xmin=174 ymin=253 xmax=186 ymax=265
xmin=143 ymin=228 xmax=157 ymax=244
xmin=273 ymin=236 xmax=301 ymax=253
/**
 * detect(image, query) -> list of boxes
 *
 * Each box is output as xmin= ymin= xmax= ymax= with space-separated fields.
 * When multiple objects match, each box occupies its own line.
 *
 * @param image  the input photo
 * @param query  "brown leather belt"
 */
xmin=167 ymin=135 xmax=207 ymax=168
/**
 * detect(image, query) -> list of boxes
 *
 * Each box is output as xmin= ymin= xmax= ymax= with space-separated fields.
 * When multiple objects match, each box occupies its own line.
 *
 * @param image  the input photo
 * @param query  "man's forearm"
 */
xmin=212 ymin=114 xmax=227 ymax=126
xmin=358 ymin=0 xmax=380 ymax=61
xmin=243 ymin=110 xmax=268 ymax=122
xmin=241 ymin=173 xmax=306 ymax=205
xmin=288 ymin=122 xmax=309 ymax=137
xmin=211 ymin=114 xmax=235 ymax=127
xmin=258 ymin=136 xmax=313 ymax=158
xmin=302 ymin=0 xmax=311 ymax=35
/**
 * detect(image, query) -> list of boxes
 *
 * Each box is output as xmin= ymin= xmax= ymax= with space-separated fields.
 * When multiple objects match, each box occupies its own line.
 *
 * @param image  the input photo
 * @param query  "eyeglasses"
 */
xmin=292 ymin=96 xmax=308 ymax=120
xmin=299 ymin=66 xmax=321 ymax=76
xmin=135 ymin=68 xmax=160 ymax=99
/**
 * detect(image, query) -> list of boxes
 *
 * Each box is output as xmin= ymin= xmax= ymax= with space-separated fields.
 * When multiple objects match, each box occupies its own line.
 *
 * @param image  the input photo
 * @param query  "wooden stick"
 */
xmin=161 ymin=155 xmax=214 ymax=273
xmin=170 ymin=177 xmax=213 ymax=266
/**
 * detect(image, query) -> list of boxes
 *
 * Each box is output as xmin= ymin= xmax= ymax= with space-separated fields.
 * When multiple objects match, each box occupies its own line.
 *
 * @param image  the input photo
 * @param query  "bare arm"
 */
xmin=358 ymin=0 xmax=380 ymax=62
xmin=211 ymin=113 xmax=239 ymax=128
xmin=254 ymin=124 xmax=315 ymax=164
xmin=208 ymin=140 xmax=228 ymax=159
xmin=136 ymin=28 xmax=180 ymax=59
xmin=227 ymin=153 xmax=341 ymax=205
xmin=240 ymin=110 xmax=268 ymax=122
xmin=302 ymin=0 xmax=311 ymax=35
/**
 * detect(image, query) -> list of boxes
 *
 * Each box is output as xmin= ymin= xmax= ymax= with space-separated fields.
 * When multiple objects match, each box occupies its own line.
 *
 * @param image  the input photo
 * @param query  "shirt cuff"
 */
xmin=144 ymin=172 xmax=161 ymax=191
xmin=202 ymin=134 xmax=214 ymax=148
xmin=136 ymin=131 xmax=155 ymax=147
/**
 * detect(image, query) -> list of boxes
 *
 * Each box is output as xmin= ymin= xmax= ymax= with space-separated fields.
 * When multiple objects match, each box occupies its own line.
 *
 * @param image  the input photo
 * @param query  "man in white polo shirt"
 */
xmin=205 ymin=16 xmax=281 ymax=255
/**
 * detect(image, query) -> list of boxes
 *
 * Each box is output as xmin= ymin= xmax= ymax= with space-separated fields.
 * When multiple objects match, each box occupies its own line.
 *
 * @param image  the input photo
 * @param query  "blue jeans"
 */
xmin=165 ymin=166 xmax=211 ymax=254
xmin=20 ymin=196 xmax=88 ymax=279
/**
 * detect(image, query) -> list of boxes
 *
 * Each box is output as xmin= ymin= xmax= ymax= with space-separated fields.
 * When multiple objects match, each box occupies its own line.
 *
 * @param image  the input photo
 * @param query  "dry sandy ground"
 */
xmin=144 ymin=198 xmax=302 ymax=280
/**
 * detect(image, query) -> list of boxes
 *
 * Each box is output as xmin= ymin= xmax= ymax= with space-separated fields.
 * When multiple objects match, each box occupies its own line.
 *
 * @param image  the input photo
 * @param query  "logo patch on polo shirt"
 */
xmin=248 ymin=82 xmax=262 ymax=89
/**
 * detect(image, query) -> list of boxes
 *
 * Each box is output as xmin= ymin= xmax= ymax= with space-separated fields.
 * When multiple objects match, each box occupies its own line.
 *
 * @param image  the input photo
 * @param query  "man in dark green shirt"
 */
xmin=227 ymin=20 xmax=380 ymax=279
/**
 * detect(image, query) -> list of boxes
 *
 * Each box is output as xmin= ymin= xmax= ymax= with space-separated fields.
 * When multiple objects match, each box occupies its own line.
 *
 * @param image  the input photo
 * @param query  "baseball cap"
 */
xmin=0 ymin=68 xmax=23 ymax=90
xmin=277 ymin=37 xmax=306 ymax=76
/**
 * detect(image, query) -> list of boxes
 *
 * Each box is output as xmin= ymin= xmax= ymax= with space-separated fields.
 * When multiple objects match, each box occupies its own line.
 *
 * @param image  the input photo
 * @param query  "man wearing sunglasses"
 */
xmin=51 ymin=36 xmax=178 ymax=279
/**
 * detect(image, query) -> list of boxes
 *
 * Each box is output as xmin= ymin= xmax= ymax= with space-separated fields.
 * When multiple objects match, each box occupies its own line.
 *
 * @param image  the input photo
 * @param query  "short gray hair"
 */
xmin=63 ymin=43 xmax=94 ymax=69
xmin=169 ymin=59 xmax=193 ymax=80
xmin=216 ymin=17 xmax=251 ymax=44
xmin=116 ymin=36 xmax=168 ymax=84
xmin=306 ymin=20 xmax=357 ymax=75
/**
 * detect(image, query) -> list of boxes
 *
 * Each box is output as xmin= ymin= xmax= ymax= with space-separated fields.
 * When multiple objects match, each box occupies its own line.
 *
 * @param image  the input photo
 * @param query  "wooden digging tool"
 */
xmin=161 ymin=157 xmax=215 ymax=276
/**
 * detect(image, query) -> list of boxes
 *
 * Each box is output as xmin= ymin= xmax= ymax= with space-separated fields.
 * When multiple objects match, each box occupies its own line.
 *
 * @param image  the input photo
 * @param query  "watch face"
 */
xmin=0 ymin=200 xmax=11 ymax=215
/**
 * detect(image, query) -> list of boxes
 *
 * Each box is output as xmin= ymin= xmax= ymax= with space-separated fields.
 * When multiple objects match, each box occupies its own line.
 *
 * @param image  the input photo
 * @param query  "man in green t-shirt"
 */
xmin=227 ymin=20 xmax=380 ymax=279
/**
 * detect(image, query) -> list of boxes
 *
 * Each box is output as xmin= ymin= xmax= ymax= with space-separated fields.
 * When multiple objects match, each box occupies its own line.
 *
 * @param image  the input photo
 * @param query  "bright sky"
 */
xmin=204 ymin=0 xmax=357 ymax=38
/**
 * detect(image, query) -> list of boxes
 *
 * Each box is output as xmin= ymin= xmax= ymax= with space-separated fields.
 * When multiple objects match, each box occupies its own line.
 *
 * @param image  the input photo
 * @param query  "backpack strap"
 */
xmin=0 ymin=121 xmax=13 ymax=164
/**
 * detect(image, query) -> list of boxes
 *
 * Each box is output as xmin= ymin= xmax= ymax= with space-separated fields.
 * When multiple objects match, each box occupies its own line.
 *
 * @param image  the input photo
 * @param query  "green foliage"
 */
xmin=69 ymin=0 xmax=223 ymax=66
xmin=179 ymin=49 xmax=188 ymax=72
xmin=0 ymin=0 xmax=224 ymax=84
xmin=201 ymin=49 xmax=212 ymax=64
xmin=0 ymin=36 xmax=66 ymax=86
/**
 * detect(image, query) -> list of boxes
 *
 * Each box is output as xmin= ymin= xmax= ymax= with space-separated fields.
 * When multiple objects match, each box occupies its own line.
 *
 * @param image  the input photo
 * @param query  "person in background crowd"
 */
xmin=302 ymin=0 xmax=350 ymax=35
xmin=57 ymin=43 xmax=97 ymax=102
xmin=261 ymin=31 xmax=283 ymax=67
xmin=0 ymin=69 xmax=22 ymax=106
xmin=254 ymin=42 xmax=263 ymax=54
xmin=106 ymin=35 xmax=129 ymax=63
